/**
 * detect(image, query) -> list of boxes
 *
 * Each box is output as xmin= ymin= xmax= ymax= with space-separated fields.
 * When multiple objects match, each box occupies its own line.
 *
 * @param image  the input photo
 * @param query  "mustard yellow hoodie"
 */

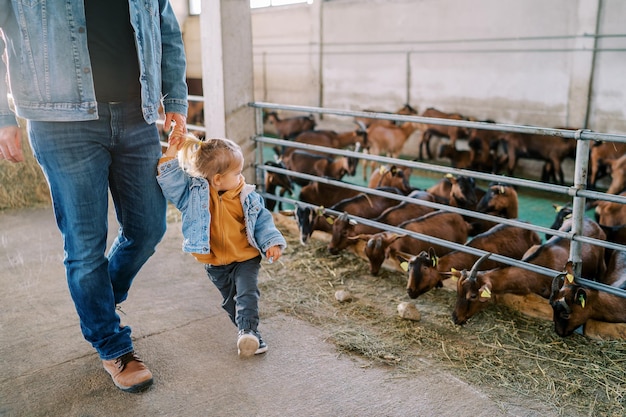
xmin=193 ymin=180 xmax=260 ymax=265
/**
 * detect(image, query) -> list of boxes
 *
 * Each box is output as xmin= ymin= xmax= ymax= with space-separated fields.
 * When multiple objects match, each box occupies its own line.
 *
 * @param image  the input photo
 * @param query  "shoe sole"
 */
xmin=115 ymin=377 xmax=154 ymax=393
xmin=255 ymin=345 xmax=268 ymax=355
xmin=238 ymin=334 xmax=259 ymax=358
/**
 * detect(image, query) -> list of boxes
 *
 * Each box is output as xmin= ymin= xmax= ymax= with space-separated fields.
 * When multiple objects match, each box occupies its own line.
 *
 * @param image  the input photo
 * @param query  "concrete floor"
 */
xmin=0 ymin=207 xmax=556 ymax=417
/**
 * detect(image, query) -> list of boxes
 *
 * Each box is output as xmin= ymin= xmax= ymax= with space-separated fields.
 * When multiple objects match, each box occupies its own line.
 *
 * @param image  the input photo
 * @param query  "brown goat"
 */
xmin=594 ymin=192 xmax=626 ymax=227
xmin=367 ymin=164 xmax=414 ymax=195
xmin=550 ymin=256 xmax=626 ymax=337
xmin=354 ymin=211 xmax=471 ymax=276
xmin=467 ymin=121 xmax=507 ymax=172
xmin=285 ymin=186 xmax=404 ymax=246
xmin=354 ymin=104 xmax=418 ymax=128
xmin=588 ymin=141 xmax=626 ymax=189
xmin=606 ymin=153 xmax=626 ymax=195
xmin=452 ymin=217 xmax=607 ymax=325
xmin=415 ymin=108 xmax=470 ymax=161
xmin=471 ymin=183 xmax=519 ymax=235
xmin=266 ymin=112 xmax=316 ymax=140
xmin=399 ymin=224 xmax=541 ymax=299
xmin=277 ymin=128 xmax=367 ymax=160
xmin=498 ymin=130 xmax=577 ymax=185
xmin=282 ymin=149 xmax=359 ymax=187
xmin=362 ymin=122 xmax=420 ymax=180
xmin=426 ymin=174 xmax=481 ymax=209
xmin=263 ymin=161 xmax=294 ymax=211
xmin=328 ymin=190 xmax=436 ymax=255
xmin=437 ymin=144 xmax=472 ymax=170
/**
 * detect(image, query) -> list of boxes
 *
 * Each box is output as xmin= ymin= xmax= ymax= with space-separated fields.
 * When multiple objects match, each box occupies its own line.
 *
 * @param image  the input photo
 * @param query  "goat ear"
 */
xmin=478 ymin=284 xmax=492 ymax=301
xmin=350 ymin=233 xmax=372 ymax=242
xmin=575 ymin=288 xmax=587 ymax=308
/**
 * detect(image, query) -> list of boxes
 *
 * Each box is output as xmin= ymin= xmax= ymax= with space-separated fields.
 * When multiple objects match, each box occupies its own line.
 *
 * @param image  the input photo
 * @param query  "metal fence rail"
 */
xmin=250 ymin=102 xmax=626 ymax=300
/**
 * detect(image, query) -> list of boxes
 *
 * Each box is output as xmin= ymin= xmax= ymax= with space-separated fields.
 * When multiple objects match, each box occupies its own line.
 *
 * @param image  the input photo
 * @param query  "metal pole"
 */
xmin=568 ymin=129 xmax=591 ymax=276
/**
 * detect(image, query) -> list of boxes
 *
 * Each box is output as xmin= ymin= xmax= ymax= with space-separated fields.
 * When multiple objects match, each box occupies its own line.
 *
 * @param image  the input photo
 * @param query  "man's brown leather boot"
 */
xmin=102 ymin=351 xmax=153 ymax=393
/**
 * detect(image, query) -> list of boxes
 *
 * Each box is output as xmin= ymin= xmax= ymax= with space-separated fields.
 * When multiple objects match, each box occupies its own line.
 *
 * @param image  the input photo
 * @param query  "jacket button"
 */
xmin=88 ymin=108 xmax=96 ymax=114
xmin=78 ymin=27 xmax=85 ymax=33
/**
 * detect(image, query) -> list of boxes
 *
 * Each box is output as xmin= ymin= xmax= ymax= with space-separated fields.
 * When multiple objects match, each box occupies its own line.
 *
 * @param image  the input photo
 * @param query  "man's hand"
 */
xmin=163 ymin=112 xmax=187 ymax=136
xmin=0 ymin=125 xmax=25 ymax=163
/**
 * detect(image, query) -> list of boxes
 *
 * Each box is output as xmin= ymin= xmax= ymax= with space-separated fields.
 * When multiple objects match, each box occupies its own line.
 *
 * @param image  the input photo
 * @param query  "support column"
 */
xmin=566 ymin=0 xmax=601 ymax=129
xmin=199 ymin=0 xmax=257 ymax=180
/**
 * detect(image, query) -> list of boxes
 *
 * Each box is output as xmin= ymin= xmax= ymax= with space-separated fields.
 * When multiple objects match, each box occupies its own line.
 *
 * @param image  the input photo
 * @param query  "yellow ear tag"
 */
xmin=400 ymin=261 xmax=409 ymax=272
xmin=480 ymin=288 xmax=492 ymax=298
xmin=445 ymin=173 xmax=454 ymax=179
xmin=450 ymin=268 xmax=458 ymax=281
xmin=432 ymin=257 xmax=437 ymax=267
xmin=326 ymin=217 xmax=334 ymax=225
xmin=579 ymin=295 xmax=586 ymax=309
xmin=316 ymin=207 xmax=325 ymax=216
xmin=378 ymin=166 xmax=385 ymax=175
xmin=566 ymin=273 xmax=574 ymax=284
xmin=499 ymin=186 xmax=505 ymax=194
xmin=554 ymin=205 xmax=563 ymax=213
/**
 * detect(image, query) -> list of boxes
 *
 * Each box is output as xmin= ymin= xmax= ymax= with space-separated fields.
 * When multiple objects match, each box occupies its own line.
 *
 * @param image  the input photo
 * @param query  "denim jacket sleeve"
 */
xmin=243 ymin=189 xmax=287 ymax=256
xmin=157 ymin=158 xmax=211 ymax=254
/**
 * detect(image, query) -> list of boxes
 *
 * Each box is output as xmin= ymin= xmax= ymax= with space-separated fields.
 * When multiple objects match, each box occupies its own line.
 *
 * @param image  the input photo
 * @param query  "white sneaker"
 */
xmin=237 ymin=330 xmax=260 ymax=358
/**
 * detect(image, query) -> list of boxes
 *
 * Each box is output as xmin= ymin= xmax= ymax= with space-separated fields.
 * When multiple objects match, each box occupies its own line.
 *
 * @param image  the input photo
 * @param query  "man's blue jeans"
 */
xmin=28 ymin=101 xmax=167 ymax=360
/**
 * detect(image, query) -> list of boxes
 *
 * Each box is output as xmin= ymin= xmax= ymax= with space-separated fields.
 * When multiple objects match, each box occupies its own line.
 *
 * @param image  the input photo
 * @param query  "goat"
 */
xmin=281 ymin=147 xmax=360 ymax=187
xmin=362 ymin=121 xmax=420 ymax=180
xmin=437 ymin=144 xmax=472 ymax=170
xmin=398 ymin=224 xmax=541 ymax=299
xmin=415 ymin=108 xmax=470 ymax=161
xmin=497 ymin=130 xmax=577 ymax=185
xmin=280 ymin=128 xmax=367 ymax=159
xmin=265 ymin=111 xmax=316 ymax=140
xmin=263 ymin=161 xmax=294 ymax=211
xmin=550 ymin=256 xmax=626 ymax=337
xmin=354 ymin=104 xmax=418 ymax=128
xmin=588 ymin=141 xmax=626 ymax=189
xmin=353 ymin=211 xmax=471 ymax=276
xmin=327 ymin=190 xmax=436 ymax=255
xmin=368 ymin=165 xmax=414 ymax=195
xmin=284 ymin=185 xmax=402 ymax=245
xmin=594 ymin=192 xmax=626 ymax=227
xmin=606 ymin=153 xmax=626 ymax=195
xmin=467 ymin=121 xmax=507 ymax=173
xmin=546 ymin=203 xmax=572 ymax=241
xmin=452 ymin=217 xmax=606 ymax=325
xmin=426 ymin=174 xmax=480 ymax=209
xmin=471 ymin=182 xmax=518 ymax=235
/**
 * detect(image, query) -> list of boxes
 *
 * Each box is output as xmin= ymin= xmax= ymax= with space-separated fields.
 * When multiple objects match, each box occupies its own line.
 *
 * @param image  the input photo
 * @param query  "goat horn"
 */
xmin=469 ymin=253 xmax=491 ymax=281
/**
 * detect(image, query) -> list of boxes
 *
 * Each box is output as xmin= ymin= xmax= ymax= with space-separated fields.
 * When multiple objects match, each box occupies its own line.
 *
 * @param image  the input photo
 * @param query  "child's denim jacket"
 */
xmin=157 ymin=158 xmax=287 ymax=256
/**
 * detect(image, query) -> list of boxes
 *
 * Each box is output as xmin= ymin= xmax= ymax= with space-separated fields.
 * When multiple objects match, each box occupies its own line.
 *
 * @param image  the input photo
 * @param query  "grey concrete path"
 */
xmin=0 ymin=207 xmax=554 ymax=417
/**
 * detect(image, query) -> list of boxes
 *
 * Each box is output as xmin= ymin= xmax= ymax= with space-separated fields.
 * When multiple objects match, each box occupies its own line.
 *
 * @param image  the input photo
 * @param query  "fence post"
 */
xmin=569 ymin=129 xmax=591 ymax=277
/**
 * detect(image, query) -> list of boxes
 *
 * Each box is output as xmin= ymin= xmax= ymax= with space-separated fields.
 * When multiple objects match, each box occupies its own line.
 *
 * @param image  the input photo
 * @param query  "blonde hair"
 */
xmin=177 ymin=134 xmax=244 ymax=180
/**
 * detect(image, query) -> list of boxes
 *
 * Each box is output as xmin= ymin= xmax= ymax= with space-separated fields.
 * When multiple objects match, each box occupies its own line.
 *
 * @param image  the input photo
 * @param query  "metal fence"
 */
xmin=250 ymin=101 xmax=626 ymax=299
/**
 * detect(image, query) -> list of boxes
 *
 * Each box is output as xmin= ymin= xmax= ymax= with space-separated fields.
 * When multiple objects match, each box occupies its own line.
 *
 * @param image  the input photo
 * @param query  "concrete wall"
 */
xmin=250 ymin=0 xmax=626 ymax=134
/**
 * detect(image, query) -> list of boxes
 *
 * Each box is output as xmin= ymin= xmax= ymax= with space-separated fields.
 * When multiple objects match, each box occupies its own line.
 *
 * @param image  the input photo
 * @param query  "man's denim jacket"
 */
xmin=157 ymin=158 xmax=287 ymax=256
xmin=0 ymin=0 xmax=188 ymax=127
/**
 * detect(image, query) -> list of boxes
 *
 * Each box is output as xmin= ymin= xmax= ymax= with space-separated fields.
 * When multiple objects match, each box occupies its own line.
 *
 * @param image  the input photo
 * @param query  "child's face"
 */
xmin=213 ymin=160 xmax=244 ymax=192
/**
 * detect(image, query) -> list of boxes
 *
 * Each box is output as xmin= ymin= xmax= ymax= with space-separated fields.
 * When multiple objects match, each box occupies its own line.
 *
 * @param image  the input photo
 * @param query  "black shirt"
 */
xmin=84 ymin=0 xmax=141 ymax=102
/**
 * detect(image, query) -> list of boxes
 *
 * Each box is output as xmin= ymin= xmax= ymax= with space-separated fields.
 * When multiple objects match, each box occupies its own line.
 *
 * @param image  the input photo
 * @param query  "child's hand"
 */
xmin=164 ymin=131 xmax=184 ymax=158
xmin=266 ymin=246 xmax=282 ymax=263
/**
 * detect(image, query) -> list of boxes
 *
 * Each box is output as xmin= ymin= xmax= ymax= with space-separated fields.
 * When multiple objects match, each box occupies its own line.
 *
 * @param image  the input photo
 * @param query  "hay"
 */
xmin=260 ymin=217 xmax=626 ymax=417
xmin=0 ymin=125 xmax=50 ymax=210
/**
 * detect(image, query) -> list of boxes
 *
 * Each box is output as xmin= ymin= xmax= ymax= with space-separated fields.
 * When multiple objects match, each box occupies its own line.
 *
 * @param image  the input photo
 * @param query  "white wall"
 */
xmin=250 ymin=0 xmax=626 ymax=134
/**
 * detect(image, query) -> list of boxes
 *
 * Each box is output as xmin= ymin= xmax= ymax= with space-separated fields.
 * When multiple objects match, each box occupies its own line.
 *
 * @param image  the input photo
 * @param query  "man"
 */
xmin=0 ymin=0 xmax=188 ymax=393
